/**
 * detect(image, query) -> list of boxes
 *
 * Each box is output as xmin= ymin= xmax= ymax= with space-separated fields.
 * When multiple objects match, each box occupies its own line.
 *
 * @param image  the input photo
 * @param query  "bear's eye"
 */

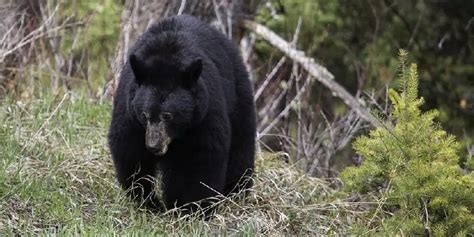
xmin=160 ymin=112 xmax=173 ymax=121
xmin=142 ymin=111 xmax=150 ymax=120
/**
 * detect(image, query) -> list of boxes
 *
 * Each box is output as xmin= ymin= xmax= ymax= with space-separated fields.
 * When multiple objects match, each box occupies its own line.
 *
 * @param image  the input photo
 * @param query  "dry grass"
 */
xmin=0 ymin=93 xmax=364 ymax=235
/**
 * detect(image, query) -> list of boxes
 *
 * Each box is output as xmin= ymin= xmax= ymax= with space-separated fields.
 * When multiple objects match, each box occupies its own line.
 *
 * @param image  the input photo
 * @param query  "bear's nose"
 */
xmin=146 ymin=145 xmax=167 ymax=156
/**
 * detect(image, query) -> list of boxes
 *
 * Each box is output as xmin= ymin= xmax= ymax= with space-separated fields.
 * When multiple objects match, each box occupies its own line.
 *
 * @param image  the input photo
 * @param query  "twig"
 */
xmin=260 ymin=75 xmax=311 ymax=136
xmin=293 ymin=17 xmax=303 ymax=161
xmin=177 ymin=0 xmax=186 ymax=15
xmin=212 ymin=0 xmax=227 ymax=34
xmin=226 ymin=0 xmax=233 ymax=39
xmin=408 ymin=10 xmax=423 ymax=48
xmin=257 ymin=75 xmax=294 ymax=132
xmin=254 ymin=56 xmax=286 ymax=100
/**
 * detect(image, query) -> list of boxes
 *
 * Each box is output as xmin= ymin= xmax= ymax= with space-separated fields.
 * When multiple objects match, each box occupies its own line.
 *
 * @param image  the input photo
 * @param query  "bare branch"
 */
xmin=243 ymin=20 xmax=381 ymax=127
xmin=260 ymin=75 xmax=312 ymax=136
xmin=254 ymin=56 xmax=286 ymax=100
xmin=177 ymin=0 xmax=187 ymax=15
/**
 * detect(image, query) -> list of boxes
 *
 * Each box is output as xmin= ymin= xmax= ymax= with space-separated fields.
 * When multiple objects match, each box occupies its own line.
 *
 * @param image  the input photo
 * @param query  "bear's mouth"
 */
xmin=145 ymin=121 xmax=172 ymax=156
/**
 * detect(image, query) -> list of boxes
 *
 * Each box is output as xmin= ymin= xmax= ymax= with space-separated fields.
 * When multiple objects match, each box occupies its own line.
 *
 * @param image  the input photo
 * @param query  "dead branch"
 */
xmin=243 ymin=20 xmax=381 ymax=128
xmin=260 ymin=74 xmax=311 ymax=136
xmin=254 ymin=56 xmax=286 ymax=100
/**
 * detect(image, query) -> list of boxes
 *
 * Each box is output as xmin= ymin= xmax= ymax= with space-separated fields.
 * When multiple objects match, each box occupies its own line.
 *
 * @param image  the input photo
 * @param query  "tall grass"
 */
xmin=0 ymin=92 xmax=361 ymax=235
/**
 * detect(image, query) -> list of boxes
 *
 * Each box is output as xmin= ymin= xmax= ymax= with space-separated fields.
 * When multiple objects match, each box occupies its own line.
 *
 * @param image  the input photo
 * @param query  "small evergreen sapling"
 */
xmin=341 ymin=50 xmax=474 ymax=235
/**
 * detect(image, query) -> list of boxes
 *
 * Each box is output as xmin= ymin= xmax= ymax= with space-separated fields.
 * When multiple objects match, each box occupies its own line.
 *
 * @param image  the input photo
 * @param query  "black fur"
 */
xmin=108 ymin=15 xmax=256 ymax=216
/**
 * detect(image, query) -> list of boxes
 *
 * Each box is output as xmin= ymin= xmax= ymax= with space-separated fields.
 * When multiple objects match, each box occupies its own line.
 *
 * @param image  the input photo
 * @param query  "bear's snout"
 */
xmin=145 ymin=121 xmax=171 ymax=156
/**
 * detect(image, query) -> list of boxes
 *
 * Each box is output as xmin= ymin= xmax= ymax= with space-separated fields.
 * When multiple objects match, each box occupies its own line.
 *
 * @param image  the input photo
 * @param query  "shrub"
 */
xmin=341 ymin=50 xmax=474 ymax=235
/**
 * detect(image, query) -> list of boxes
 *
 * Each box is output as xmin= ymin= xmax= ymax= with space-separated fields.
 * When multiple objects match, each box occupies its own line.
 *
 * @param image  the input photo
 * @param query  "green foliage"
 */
xmin=60 ymin=0 xmax=121 ymax=89
xmin=256 ymin=0 xmax=474 ymax=140
xmin=341 ymin=50 xmax=474 ymax=235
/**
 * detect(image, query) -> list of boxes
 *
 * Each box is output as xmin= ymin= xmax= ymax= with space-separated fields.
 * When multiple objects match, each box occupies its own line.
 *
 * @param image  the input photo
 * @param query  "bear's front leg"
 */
xmin=161 ymin=152 xmax=227 ymax=218
xmin=160 ymin=142 xmax=229 ymax=218
xmin=109 ymin=122 xmax=163 ymax=211
xmin=115 ymin=153 xmax=162 ymax=211
xmin=159 ymin=112 xmax=231 ymax=218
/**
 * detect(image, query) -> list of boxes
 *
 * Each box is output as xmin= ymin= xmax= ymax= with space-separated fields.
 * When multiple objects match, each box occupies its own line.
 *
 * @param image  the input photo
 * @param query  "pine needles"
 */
xmin=341 ymin=50 xmax=474 ymax=235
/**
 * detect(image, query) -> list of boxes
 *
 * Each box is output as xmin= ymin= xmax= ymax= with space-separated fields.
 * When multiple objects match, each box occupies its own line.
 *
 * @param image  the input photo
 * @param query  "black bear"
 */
xmin=108 ymin=15 xmax=256 ymax=216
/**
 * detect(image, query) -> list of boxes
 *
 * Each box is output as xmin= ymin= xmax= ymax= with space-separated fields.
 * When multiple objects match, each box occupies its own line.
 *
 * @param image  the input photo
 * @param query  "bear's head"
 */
xmin=128 ymin=46 xmax=207 ymax=156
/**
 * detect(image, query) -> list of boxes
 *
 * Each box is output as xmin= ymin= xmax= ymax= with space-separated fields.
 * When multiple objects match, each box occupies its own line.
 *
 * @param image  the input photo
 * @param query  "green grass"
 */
xmin=0 ymin=93 xmax=356 ymax=235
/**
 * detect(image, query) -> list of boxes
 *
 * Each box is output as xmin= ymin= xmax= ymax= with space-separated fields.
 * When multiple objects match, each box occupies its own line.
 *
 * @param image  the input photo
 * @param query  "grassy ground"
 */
xmin=0 ymin=93 xmax=358 ymax=235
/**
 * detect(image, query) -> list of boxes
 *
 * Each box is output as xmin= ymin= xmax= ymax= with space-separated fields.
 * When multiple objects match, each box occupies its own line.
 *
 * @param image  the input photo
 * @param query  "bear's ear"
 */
xmin=129 ymin=53 xmax=144 ymax=84
xmin=183 ymin=58 xmax=202 ymax=87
